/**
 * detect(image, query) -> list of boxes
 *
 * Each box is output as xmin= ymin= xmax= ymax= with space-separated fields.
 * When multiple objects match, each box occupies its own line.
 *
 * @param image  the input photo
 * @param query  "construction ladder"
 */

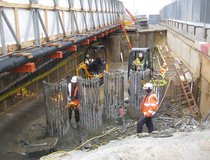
xmin=174 ymin=63 xmax=200 ymax=117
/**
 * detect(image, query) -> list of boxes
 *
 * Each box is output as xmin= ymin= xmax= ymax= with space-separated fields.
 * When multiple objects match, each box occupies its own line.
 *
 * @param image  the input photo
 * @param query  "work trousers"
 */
xmin=137 ymin=116 xmax=154 ymax=133
xmin=69 ymin=107 xmax=80 ymax=123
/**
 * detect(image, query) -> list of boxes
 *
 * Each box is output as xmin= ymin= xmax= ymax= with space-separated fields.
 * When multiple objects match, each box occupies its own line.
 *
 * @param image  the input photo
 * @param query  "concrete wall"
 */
xmin=167 ymin=29 xmax=210 ymax=118
xmin=167 ymin=31 xmax=200 ymax=77
xmin=200 ymin=55 xmax=210 ymax=117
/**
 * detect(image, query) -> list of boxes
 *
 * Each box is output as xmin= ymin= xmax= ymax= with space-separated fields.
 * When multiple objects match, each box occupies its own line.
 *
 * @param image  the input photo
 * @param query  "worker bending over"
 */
xmin=133 ymin=52 xmax=144 ymax=71
xmin=65 ymin=76 xmax=80 ymax=126
xmin=137 ymin=83 xmax=159 ymax=133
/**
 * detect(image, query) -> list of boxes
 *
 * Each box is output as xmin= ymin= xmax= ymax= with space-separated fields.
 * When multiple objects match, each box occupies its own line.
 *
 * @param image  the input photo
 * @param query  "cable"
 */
xmin=158 ymin=74 xmax=176 ymax=108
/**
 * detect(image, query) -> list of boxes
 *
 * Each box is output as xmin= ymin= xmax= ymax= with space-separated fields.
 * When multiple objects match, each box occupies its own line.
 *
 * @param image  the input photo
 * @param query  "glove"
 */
xmin=152 ymin=112 xmax=156 ymax=116
xmin=144 ymin=112 xmax=152 ymax=117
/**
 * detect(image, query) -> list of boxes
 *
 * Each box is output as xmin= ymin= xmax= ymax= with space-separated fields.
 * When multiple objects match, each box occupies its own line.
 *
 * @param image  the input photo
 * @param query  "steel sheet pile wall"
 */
xmin=104 ymin=71 xmax=124 ymax=119
xmin=43 ymin=79 xmax=69 ymax=136
xmin=129 ymin=70 xmax=151 ymax=111
xmin=153 ymin=84 xmax=166 ymax=104
xmin=78 ymin=77 xmax=102 ymax=130
xmin=160 ymin=0 xmax=210 ymax=24
xmin=129 ymin=71 xmax=144 ymax=111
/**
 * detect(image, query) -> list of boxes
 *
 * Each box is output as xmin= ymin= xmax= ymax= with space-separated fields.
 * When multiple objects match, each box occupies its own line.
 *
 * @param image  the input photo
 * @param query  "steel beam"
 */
xmin=68 ymin=0 xmax=79 ymax=33
xmin=33 ymin=9 xmax=40 ymax=45
xmin=100 ymin=0 xmax=105 ymax=26
xmin=79 ymin=0 xmax=88 ymax=32
xmin=29 ymin=0 xmax=39 ymax=4
xmin=95 ymin=0 xmax=101 ymax=28
xmin=56 ymin=12 xmax=60 ymax=36
xmin=2 ymin=10 xmax=20 ymax=46
xmin=24 ymin=10 xmax=33 ymax=42
xmin=88 ymin=0 xmax=95 ymax=29
xmin=0 ymin=9 xmax=6 ymax=55
xmin=37 ymin=11 xmax=49 ymax=41
xmin=57 ymin=11 xmax=66 ymax=36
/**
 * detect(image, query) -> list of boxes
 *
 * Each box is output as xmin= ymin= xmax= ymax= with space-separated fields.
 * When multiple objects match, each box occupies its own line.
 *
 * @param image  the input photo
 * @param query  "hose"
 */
xmin=158 ymin=74 xmax=176 ymax=108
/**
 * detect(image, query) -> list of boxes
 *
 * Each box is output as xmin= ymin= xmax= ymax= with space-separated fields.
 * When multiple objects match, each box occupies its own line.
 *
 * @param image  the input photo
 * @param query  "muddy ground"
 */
xmin=0 ymin=62 xmax=204 ymax=160
xmin=0 ymin=63 xmax=132 ymax=159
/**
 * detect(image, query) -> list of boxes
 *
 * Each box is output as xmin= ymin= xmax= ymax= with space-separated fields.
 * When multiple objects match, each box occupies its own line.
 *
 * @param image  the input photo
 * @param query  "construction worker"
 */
xmin=137 ymin=83 xmax=159 ymax=133
xmin=65 ymin=76 xmax=80 ymax=126
xmin=85 ymin=54 xmax=94 ymax=65
xmin=133 ymin=52 xmax=144 ymax=71
xmin=160 ymin=62 xmax=168 ymax=78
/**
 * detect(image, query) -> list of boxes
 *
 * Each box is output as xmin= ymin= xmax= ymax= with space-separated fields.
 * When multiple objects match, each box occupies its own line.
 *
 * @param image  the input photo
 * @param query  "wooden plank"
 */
xmin=62 ymin=10 xmax=65 ymax=28
xmin=46 ymin=51 xmax=63 ymax=59
xmin=0 ymin=2 xmax=29 ymax=8
xmin=44 ymin=9 xmax=49 ymax=35
xmin=14 ymin=7 xmax=20 ymax=42
xmin=90 ymin=36 xmax=97 ymax=42
xmin=81 ymin=39 xmax=90 ymax=45
xmin=97 ymin=33 xmax=104 ymax=38
xmin=67 ymin=45 xmax=77 ymax=52
xmin=13 ymin=62 xmax=36 ymax=73
xmin=0 ymin=2 xmax=99 ymax=13
xmin=104 ymin=31 xmax=109 ymax=36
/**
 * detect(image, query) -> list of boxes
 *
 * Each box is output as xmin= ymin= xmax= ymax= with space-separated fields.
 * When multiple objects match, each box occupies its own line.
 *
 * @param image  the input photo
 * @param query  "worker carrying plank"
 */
xmin=137 ymin=83 xmax=159 ymax=133
xmin=65 ymin=76 xmax=80 ymax=127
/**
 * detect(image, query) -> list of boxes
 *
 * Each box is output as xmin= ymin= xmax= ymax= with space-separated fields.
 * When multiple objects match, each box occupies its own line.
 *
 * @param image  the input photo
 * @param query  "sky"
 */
xmin=119 ymin=0 xmax=173 ymax=16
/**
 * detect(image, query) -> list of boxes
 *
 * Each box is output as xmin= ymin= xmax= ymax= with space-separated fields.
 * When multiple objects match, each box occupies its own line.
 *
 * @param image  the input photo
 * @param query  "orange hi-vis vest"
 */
xmin=68 ymin=83 xmax=79 ymax=106
xmin=160 ymin=66 xmax=168 ymax=78
xmin=140 ymin=93 xmax=159 ymax=117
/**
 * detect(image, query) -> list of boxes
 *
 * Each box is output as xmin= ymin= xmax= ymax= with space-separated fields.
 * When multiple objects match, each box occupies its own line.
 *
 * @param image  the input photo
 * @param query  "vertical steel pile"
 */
xmin=129 ymin=70 xmax=144 ymax=111
xmin=143 ymin=69 xmax=151 ymax=83
xmin=153 ymin=81 xmax=167 ymax=104
xmin=104 ymin=71 xmax=124 ymax=119
xmin=43 ymin=79 xmax=69 ymax=136
xmin=78 ymin=77 xmax=102 ymax=130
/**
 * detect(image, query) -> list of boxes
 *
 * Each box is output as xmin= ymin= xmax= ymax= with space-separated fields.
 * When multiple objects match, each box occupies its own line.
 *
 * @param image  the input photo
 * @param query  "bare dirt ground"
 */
xmin=0 ymin=63 xmax=129 ymax=159
xmin=0 ymin=62 xmax=209 ymax=160
xmin=41 ymin=128 xmax=210 ymax=160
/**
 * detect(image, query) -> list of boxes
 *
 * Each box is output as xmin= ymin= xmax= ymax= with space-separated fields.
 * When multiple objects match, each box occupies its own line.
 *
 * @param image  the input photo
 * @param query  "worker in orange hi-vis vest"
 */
xmin=137 ymin=83 xmax=159 ymax=133
xmin=160 ymin=62 xmax=168 ymax=78
xmin=65 ymin=76 xmax=80 ymax=126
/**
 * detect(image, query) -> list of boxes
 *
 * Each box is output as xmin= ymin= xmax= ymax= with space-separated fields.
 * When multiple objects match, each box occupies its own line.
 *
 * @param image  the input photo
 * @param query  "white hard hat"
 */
xmin=139 ymin=53 xmax=143 ymax=58
xmin=163 ymin=62 xmax=167 ymax=67
xmin=71 ymin=76 xmax=78 ymax=83
xmin=143 ymin=83 xmax=153 ymax=90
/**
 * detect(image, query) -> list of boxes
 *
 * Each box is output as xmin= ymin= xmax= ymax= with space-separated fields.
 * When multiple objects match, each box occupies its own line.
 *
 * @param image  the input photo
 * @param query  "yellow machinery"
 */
xmin=75 ymin=45 xmax=108 ymax=83
xmin=123 ymin=8 xmax=136 ymax=27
